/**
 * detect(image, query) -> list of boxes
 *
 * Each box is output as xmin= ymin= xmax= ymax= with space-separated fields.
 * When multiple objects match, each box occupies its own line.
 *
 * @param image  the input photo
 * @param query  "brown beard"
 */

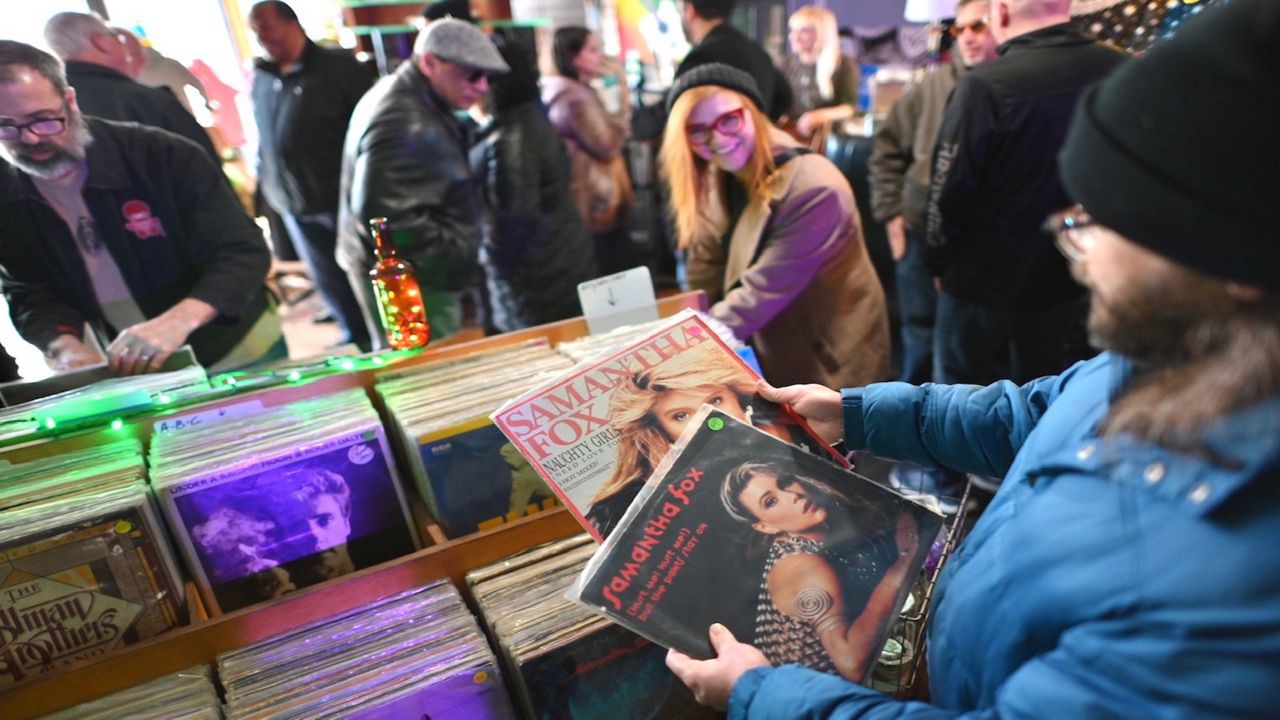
xmin=1085 ymin=262 xmax=1234 ymax=371
xmin=1094 ymin=272 xmax=1280 ymax=452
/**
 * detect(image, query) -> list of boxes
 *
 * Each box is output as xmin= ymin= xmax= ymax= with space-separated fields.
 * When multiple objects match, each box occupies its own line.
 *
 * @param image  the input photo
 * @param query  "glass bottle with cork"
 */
xmin=368 ymin=216 xmax=429 ymax=350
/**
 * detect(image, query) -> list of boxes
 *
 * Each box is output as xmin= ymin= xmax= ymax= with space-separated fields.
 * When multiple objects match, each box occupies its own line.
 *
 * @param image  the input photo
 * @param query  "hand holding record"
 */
xmin=665 ymin=624 xmax=768 ymax=711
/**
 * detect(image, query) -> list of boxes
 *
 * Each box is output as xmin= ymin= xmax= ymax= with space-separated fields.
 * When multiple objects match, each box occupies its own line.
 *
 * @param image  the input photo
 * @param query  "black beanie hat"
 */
xmin=666 ymin=63 xmax=765 ymax=116
xmin=1059 ymin=0 xmax=1280 ymax=295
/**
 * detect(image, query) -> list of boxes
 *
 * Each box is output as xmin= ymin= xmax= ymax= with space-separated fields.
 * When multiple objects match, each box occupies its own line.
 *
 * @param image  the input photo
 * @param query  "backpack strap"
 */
xmin=771 ymin=146 xmax=813 ymax=167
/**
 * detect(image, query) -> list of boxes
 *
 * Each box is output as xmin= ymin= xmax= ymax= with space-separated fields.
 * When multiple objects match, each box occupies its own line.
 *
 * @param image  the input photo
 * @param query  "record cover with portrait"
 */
xmin=573 ymin=407 xmax=944 ymax=684
xmin=416 ymin=418 xmax=559 ymax=538
xmin=492 ymin=310 xmax=845 ymax=541
xmin=0 ymin=486 xmax=185 ymax=690
xmin=159 ymin=428 xmax=418 ymax=614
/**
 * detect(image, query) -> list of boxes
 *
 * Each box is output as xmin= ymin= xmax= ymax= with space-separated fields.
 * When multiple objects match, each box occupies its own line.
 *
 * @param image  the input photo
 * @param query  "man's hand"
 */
xmin=886 ymin=215 xmax=908 ymax=261
xmin=107 ymin=298 xmax=215 ymax=375
xmin=758 ymin=379 xmax=844 ymax=444
xmin=666 ymin=624 xmax=770 ymax=711
xmin=46 ymin=334 xmax=105 ymax=372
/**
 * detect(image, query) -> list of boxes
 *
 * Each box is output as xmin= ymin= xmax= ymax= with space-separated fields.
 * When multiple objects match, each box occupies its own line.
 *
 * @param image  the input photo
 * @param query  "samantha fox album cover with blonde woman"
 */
xmin=492 ymin=311 xmax=844 ymax=540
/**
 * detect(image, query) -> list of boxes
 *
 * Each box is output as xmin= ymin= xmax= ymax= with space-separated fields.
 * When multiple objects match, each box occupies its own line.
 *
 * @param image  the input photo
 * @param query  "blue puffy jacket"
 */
xmin=730 ymin=352 xmax=1280 ymax=719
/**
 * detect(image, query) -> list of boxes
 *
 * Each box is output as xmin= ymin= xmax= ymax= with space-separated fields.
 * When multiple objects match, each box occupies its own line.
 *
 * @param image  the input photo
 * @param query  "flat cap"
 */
xmin=419 ymin=18 xmax=508 ymax=73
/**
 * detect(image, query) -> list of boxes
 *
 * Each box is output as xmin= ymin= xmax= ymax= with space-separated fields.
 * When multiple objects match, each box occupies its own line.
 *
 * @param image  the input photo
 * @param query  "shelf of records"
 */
xmin=1 ymin=298 xmax=967 ymax=717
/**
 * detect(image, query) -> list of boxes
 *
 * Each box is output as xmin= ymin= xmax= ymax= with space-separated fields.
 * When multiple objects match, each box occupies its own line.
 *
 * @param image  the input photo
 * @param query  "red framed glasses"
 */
xmin=686 ymin=107 xmax=746 ymax=145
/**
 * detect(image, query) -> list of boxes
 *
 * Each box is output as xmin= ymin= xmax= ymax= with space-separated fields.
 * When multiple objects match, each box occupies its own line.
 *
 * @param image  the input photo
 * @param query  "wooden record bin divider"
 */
xmin=2 ymin=292 xmax=706 ymax=719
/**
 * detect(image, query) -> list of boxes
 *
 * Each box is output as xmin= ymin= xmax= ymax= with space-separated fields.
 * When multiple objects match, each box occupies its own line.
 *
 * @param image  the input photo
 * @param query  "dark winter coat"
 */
xmin=65 ymin=60 xmax=220 ymax=167
xmin=924 ymin=25 xmax=1124 ymax=307
xmin=470 ymin=102 xmax=596 ymax=332
xmin=252 ymin=41 xmax=373 ymax=215
xmin=336 ymin=63 xmax=482 ymax=292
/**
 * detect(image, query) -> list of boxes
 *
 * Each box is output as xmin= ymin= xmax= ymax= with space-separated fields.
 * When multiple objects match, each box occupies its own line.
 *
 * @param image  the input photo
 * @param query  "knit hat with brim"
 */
xmin=666 ymin=63 xmax=765 ymax=116
xmin=1059 ymin=0 xmax=1280 ymax=294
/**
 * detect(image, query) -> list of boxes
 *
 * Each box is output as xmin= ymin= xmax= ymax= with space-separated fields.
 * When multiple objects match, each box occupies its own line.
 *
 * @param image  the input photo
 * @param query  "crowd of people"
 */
xmin=0 ymin=0 xmax=1276 ymax=715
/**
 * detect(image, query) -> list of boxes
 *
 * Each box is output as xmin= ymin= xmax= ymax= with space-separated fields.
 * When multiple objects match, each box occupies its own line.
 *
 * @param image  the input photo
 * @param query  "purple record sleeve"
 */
xmin=163 ymin=428 xmax=418 ymax=614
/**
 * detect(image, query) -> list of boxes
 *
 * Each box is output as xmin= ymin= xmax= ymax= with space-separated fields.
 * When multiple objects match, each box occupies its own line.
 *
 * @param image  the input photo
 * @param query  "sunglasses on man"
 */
xmin=949 ymin=17 xmax=989 ymax=37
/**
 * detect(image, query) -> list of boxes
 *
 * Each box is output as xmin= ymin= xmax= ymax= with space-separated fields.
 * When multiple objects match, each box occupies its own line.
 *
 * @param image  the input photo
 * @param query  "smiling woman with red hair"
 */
xmin=661 ymin=63 xmax=888 ymax=390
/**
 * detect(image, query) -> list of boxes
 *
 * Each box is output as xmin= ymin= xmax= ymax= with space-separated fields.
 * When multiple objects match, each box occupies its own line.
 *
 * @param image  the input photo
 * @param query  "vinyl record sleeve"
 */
xmin=492 ymin=310 xmax=844 ymax=541
xmin=160 ymin=426 xmax=418 ymax=614
xmin=573 ymin=407 xmax=944 ymax=684
xmin=0 ymin=486 xmax=185 ymax=689
xmin=414 ymin=418 xmax=559 ymax=538
xmin=218 ymin=579 xmax=458 ymax=687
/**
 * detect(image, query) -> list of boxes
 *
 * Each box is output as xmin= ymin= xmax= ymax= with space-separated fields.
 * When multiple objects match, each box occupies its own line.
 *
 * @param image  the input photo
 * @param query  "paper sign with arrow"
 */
xmin=577 ymin=266 xmax=659 ymax=335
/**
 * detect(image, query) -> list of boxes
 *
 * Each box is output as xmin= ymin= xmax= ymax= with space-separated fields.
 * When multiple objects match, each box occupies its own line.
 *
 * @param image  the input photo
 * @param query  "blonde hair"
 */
xmin=593 ymin=342 xmax=757 ymax=502
xmin=789 ymin=5 xmax=840 ymax=101
xmin=661 ymin=86 xmax=777 ymax=251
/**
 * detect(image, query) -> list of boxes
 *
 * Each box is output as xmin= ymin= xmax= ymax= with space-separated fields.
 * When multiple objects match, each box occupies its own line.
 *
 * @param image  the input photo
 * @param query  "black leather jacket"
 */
xmin=336 ymin=63 xmax=481 ymax=291
xmin=924 ymin=25 xmax=1125 ymax=307
xmin=470 ymin=102 xmax=596 ymax=333
xmin=65 ymin=61 xmax=220 ymax=167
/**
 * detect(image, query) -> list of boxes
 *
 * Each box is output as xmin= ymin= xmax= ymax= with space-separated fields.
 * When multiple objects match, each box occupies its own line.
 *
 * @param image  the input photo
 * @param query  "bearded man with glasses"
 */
xmin=667 ymin=2 xmax=1280 ymax=716
xmin=0 ymin=41 xmax=283 ymax=376
xmin=337 ymin=18 xmax=508 ymax=347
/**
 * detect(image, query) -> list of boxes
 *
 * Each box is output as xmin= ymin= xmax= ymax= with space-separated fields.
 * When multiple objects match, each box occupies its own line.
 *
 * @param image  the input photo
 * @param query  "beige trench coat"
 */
xmin=687 ymin=138 xmax=890 ymax=389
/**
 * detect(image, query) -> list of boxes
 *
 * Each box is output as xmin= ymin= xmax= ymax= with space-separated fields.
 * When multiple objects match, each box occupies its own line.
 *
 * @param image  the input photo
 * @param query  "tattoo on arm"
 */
xmin=794 ymin=587 xmax=841 ymax=635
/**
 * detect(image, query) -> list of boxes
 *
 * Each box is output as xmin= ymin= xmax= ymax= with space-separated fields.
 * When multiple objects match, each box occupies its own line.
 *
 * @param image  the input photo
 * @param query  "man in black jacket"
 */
xmin=43 ymin=11 xmax=221 ymax=167
xmin=633 ymin=0 xmax=791 ymax=140
xmin=925 ymin=0 xmax=1125 ymax=385
xmin=337 ymin=18 xmax=507 ymax=347
xmin=250 ymin=1 xmax=373 ymax=350
xmin=677 ymin=0 xmax=791 ymax=122
xmin=0 ymin=42 xmax=281 ymax=375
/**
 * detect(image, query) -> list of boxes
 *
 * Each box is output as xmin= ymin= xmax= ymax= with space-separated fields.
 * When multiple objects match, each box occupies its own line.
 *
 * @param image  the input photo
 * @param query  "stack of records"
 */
xmin=375 ymin=341 xmax=574 ymax=538
xmin=0 ymin=438 xmax=147 ymax=511
xmin=218 ymin=579 xmax=517 ymax=719
xmin=39 ymin=665 xmax=221 ymax=719
xmin=0 ymin=364 xmax=210 ymax=443
xmin=555 ymin=312 xmax=742 ymax=364
xmin=467 ymin=536 xmax=714 ymax=720
xmin=149 ymin=388 xmax=419 ymax=614
xmin=0 ymin=441 xmax=186 ymax=690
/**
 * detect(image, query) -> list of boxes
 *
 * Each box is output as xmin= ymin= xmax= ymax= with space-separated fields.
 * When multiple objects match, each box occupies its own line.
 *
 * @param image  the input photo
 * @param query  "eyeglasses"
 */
xmin=1043 ymin=204 xmax=1097 ymax=263
xmin=0 ymin=117 xmax=67 ymax=140
xmin=949 ymin=18 xmax=989 ymax=37
xmin=462 ymin=67 xmax=489 ymax=84
xmin=686 ymin=107 xmax=746 ymax=145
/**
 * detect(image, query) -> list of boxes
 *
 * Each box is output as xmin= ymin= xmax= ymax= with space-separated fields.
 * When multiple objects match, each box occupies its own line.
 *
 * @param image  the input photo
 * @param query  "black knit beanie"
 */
xmin=666 ymin=63 xmax=765 ymax=116
xmin=1059 ymin=0 xmax=1280 ymax=294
